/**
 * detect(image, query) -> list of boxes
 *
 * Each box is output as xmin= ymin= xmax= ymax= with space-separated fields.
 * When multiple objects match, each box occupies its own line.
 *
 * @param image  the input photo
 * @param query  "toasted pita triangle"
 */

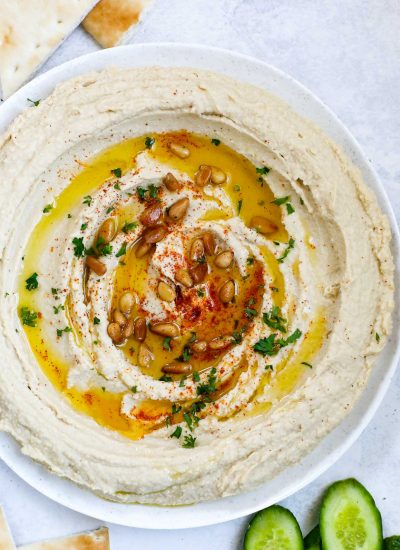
xmin=82 ymin=0 xmax=152 ymax=48
xmin=17 ymin=526 xmax=109 ymax=550
xmin=0 ymin=507 xmax=16 ymax=550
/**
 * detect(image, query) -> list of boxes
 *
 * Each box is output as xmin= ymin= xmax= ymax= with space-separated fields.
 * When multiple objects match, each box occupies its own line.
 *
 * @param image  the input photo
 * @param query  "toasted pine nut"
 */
xmin=138 ymin=343 xmax=153 ymax=368
xmin=194 ymin=164 xmax=212 ymax=186
xmin=135 ymin=239 xmax=155 ymax=258
xmin=162 ymin=362 xmax=192 ymax=375
xmin=86 ymin=256 xmax=106 ymax=276
xmin=167 ymin=197 xmax=189 ymax=222
xmin=190 ymin=262 xmax=208 ymax=284
xmin=249 ymin=216 xmax=278 ymax=235
xmin=191 ymin=340 xmax=207 ymax=353
xmin=211 ymin=167 xmax=226 ymax=185
xmin=113 ymin=309 xmax=126 ymax=326
xmin=134 ymin=317 xmax=147 ymax=342
xmin=175 ymin=268 xmax=193 ymax=288
xmin=98 ymin=218 xmax=117 ymax=243
xmin=169 ymin=142 xmax=190 ymax=159
xmin=139 ymin=202 xmax=163 ymax=227
xmin=143 ymin=224 xmax=167 ymax=244
xmin=150 ymin=322 xmax=180 ymax=337
xmin=190 ymin=238 xmax=205 ymax=262
xmin=163 ymin=172 xmax=182 ymax=191
xmin=202 ymin=232 xmax=216 ymax=256
xmin=209 ymin=335 xmax=233 ymax=350
xmin=219 ymin=279 xmax=235 ymax=303
xmin=107 ymin=322 xmax=122 ymax=344
xmin=119 ymin=292 xmax=135 ymax=314
xmin=214 ymin=250 xmax=234 ymax=269
xmin=122 ymin=318 xmax=134 ymax=339
xmin=157 ymin=281 xmax=176 ymax=302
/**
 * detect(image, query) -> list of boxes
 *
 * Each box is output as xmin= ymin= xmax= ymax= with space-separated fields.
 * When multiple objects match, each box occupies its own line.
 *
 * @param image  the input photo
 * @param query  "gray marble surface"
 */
xmin=1 ymin=1 xmax=399 ymax=548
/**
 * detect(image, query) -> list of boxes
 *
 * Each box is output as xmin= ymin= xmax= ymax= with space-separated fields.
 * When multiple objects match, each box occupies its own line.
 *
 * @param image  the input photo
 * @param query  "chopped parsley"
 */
xmin=301 ymin=361 xmax=313 ymax=368
xmin=163 ymin=337 xmax=172 ymax=351
xmin=247 ymin=256 xmax=255 ymax=266
xmin=93 ymin=316 xmax=100 ymax=325
xmin=51 ymin=288 xmax=59 ymax=296
xmin=270 ymin=286 xmax=279 ymax=293
xmin=237 ymin=199 xmax=243 ymax=214
xmin=99 ymin=243 xmax=113 ymax=256
xmin=159 ymin=375 xmax=173 ymax=382
xmin=265 ymin=364 xmax=273 ymax=370
xmin=111 ymin=167 xmax=122 ymax=178
xmin=148 ymin=184 xmax=159 ymax=199
xmin=83 ymin=195 xmax=92 ymax=206
xmin=115 ymin=242 xmax=127 ymax=258
xmin=56 ymin=326 xmax=72 ymax=337
xmin=263 ymin=306 xmax=287 ymax=333
xmin=114 ymin=182 xmax=121 ymax=190
xmin=232 ymin=325 xmax=247 ymax=345
xmin=137 ymin=187 xmax=148 ymax=200
xmin=233 ymin=184 xmax=241 ymax=192
xmin=72 ymin=237 xmax=85 ymax=257
xmin=375 ymin=332 xmax=380 ymax=343
xmin=245 ymin=307 xmax=257 ymax=319
xmin=145 ymin=136 xmax=155 ymax=149
xmin=193 ymin=371 xmax=200 ymax=383
xmin=20 ymin=307 xmax=38 ymax=327
xmin=27 ymin=98 xmax=40 ymax=106
xmin=43 ymin=204 xmax=53 ymax=213
xmin=106 ymin=206 xmax=114 ymax=215
xmin=25 ymin=272 xmax=38 ymax=291
xmin=196 ymin=367 xmax=217 ymax=396
xmin=188 ymin=332 xmax=197 ymax=344
xmin=271 ymin=195 xmax=295 ymax=215
xmin=53 ymin=304 xmax=64 ymax=314
xmin=211 ymin=138 xmax=221 ymax=146
xmin=286 ymin=202 xmax=295 ymax=215
xmin=172 ymin=403 xmax=182 ymax=414
xmin=131 ymin=386 xmax=137 ymax=393
xmin=170 ymin=426 xmax=182 ymax=439
xmin=256 ymin=166 xmax=270 ymax=175
xmin=197 ymin=288 xmax=205 ymax=298
xmin=182 ymin=434 xmax=196 ymax=448
xmin=277 ymin=238 xmax=295 ymax=263
xmin=80 ymin=223 xmax=88 ymax=231
xmin=253 ymin=329 xmax=302 ymax=357
xmin=122 ymin=221 xmax=138 ymax=233
xmin=176 ymin=344 xmax=191 ymax=363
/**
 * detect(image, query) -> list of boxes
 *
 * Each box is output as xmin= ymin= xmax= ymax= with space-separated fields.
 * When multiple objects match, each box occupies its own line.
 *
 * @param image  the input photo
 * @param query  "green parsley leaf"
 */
xmin=183 ymin=412 xmax=194 ymax=431
xmin=271 ymin=195 xmax=290 ymax=206
xmin=278 ymin=328 xmax=302 ymax=347
xmin=53 ymin=304 xmax=65 ymax=314
xmin=277 ymin=238 xmax=295 ymax=263
xmin=114 ymin=182 xmax=121 ymax=190
xmin=148 ymin=184 xmax=159 ymax=199
xmin=99 ymin=243 xmax=113 ymax=256
xmin=237 ymin=199 xmax=243 ymax=214
xmin=27 ymin=98 xmax=40 ymax=107
xmin=51 ymin=288 xmax=59 ymax=296
xmin=256 ymin=166 xmax=270 ymax=175
xmin=145 ymin=136 xmax=155 ymax=149
xmin=122 ymin=221 xmax=138 ymax=233
xmin=83 ymin=195 xmax=92 ymax=206
xmin=20 ymin=307 xmax=38 ymax=327
xmin=375 ymin=332 xmax=380 ymax=342
xmin=111 ymin=168 xmax=122 ymax=178
xmin=106 ymin=206 xmax=114 ymax=215
xmin=245 ymin=308 xmax=257 ymax=319
xmin=137 ymin=187 xmax=148 ymax=200
xmin=131 ymin=386 xmax=137 ymax=393
xmin=182 ymin=433 xmax=196 ymax=448
xmin=115 ymin=242 xmax=127 ymax=258
xmin=197 ymin=288 xmax=205 ymax=298
xmin=72 ymin=237 xmax=85 ymax=257
xmin=211 ymin=138 xmax=221 ymax=146
xmin=159 ymin=375 xmax=173 ymax=382
xmin=263 ymin=306 xmax=287 ymax=333
xmin=172 ymin=403 xmax=182 ymax=414
xmin=43 ymin=204 xmax=53 ymax=213
xmin=265 ymin=364 xmax=273 ymax=370
xmin=163 ymin=337 xmax=172 ymax=351
xmin=93 ymin=316 xmax=100 ymax=325
xmin=286 ymin=202 xmax=295 ymax=215
xmin=247 ymin=257 xmax=255 ymax=266
xmin=253 ymin=334 xmax=278 ymax=356
xmin=193 ymin=371 xmax=200 ymax=382
xmin=25 ymin=272 xmax=38 ymax=291
xmin=170 ymin=426 xmax=182 ymax=439
xmin=233 ymin=184 xmax=241 ymax=192
xmin=80 ymin=223 xmax=88 ymax=231
xmin=270 ymin=286 xmax=279 ymax=293
xmin=196 ymin=367 xmax=217 ymax=396
xmin=56 ymin=326 xmax=72 ymax=337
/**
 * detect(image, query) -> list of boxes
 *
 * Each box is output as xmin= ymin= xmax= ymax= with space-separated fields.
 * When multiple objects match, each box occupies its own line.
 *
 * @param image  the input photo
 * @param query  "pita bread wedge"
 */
xmin=82 ymin=0 xmax=152 ymax=48
xmin=0 ymin=0 xmax=99 ymax=99
xmin=0 ymin=507 xmax=16 ymax=550
xmin=17 ymin=526 xmax=109 ymax=550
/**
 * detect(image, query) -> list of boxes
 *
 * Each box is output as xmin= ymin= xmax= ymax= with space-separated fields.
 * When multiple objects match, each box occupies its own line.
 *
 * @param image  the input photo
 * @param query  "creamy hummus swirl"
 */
xmin=0 ymin=67 xmax=394 ymax=505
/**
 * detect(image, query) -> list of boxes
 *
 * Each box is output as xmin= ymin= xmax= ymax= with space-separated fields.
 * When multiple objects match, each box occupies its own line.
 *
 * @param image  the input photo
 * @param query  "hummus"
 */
xmin=0 ymin=67 xmax=394 ymax=505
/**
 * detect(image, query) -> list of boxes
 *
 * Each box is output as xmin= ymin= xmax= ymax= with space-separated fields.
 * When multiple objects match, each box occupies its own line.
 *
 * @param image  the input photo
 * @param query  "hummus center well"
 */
xmin=18 ymin=131 xmax=326 ymax=441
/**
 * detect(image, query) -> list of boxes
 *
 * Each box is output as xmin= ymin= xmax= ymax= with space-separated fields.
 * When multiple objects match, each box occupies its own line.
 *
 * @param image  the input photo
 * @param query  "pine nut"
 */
xmin=150 ymin=322 xmax=180 ymax=337
xmin=162 ymin=362 xmax=192 ymax=375
xmin=219 ymin=279 xmax=235 ymax=303
xmin=107 ymin=322 xmax=123 ymax=344
xmin=113 ymin=309 xmax=126 ymax=326
xmin=214 ymin=250 xmax=234 ymax=269
xmin=250 ymin=216 xmax=278 ymax=235
xmin=143 ymin=224 xmax=167 ymax=244
xmin=135 ymin=239 xmax=155 ymax=258
xmin=195 ymin=165 xmax=212 ymax=186
xmin=211 ymin=167 xmax=226 ymax=185
xmin=157 ymin=281 xmax=176 ymax=302
xmin=119 ymin=292 xmax=135 ymax=314
xmin=190 ymin=262 xmax=208 ymax=284
xmin=122 ymin=318 xmax=134 ymax=339
xmin=167 ymin=197 xmax=189 ymax=222
xmin=98 ymin=218 xmax=117 ymax=243
xmin=138 ymin=343 xmax=153 ymax=368
xmin=163 ymin=172 xmax=182 ymax=191
xmin=86 ymin=256 xmax=106 ymax=276
xmin=175 ymin=268 xmax=193 ymax=288
xmin=202 ymin=232 xmax=216 ymax=256
xmin=139 ymin=202 xmax=163 ymax=227
xmin=190 ymin=238 xmax=205 ymax=262
xmin=191 ymin=340 xmax=207 ymax=353
xmin=134 ymin=317 xmax=147 ymax=341
xmin=169 ymin=142 xmax=190 ymax=159
xmin=209 ymin=335 xmax=233 ymax=350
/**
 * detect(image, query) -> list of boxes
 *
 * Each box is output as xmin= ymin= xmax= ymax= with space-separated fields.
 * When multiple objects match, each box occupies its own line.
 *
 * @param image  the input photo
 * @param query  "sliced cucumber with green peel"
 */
xmin=384 ymin=537 xmax=400 ymax=549
xmin=304 ymin=525 xmax=321 ymax=549
xmin=244 ymin=504 xmax=304 ymax=550
xmin=320 ymin=478 xmax=383 ymax=549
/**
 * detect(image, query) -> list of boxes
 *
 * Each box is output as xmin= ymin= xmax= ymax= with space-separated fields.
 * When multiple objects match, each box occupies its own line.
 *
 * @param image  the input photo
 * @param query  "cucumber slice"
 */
xmin=320 ymin=478 xmax=383 ymax=549
xmin=384 ymin=537 xmax=400 ymax=549
xmin=304 ymin=525 xmax=321 ymax=549
xmin=244 ymin=504 xmax=304 ymax=550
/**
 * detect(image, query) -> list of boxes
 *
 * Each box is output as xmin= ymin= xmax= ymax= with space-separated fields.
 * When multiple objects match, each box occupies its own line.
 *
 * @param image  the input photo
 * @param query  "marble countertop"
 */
xmin=1 ymin=1 xmax=399 ymax=548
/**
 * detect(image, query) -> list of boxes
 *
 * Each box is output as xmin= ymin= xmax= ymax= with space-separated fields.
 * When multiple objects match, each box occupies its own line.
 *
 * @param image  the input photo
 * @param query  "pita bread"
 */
xmin=0 ymin=507 xmax=16 ymax=550
xmin=82 ymin=0 xmax=152 ymax=48
xmin=0 ymin=0 xmax=99 ymax=99
xmin=17 ymin=527 xmax=109 ymax=550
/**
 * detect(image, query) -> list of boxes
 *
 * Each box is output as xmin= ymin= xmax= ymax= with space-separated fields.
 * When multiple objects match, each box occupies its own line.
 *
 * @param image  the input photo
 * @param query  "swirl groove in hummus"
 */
xmin=0 ymin=67 xmax=394 ymax=505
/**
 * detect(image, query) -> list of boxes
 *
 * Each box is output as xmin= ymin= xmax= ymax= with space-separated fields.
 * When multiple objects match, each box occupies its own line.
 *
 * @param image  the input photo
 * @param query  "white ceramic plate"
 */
xmin=0 ymin=43 xmax=399 ymax=529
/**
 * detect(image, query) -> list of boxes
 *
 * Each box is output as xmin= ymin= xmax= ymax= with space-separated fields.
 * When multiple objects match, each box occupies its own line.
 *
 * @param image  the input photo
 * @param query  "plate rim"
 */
xmin=0 ymin=42 xmax=399 ymax=529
